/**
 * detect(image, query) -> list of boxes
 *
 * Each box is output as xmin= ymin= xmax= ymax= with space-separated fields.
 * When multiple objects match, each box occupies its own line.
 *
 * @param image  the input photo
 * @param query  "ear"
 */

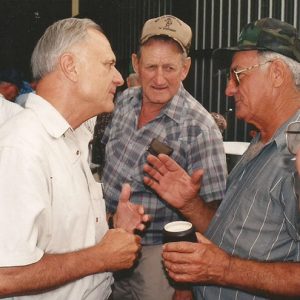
xmin=269 ymin=59 xmax=286 ymax=88
xmin=59 ymin=52 xmax=78 ymax=82
xmin=131 ymin=53 xmax=139 ymax=74
xmin=180 ymin=57 xmax=191 ymax=81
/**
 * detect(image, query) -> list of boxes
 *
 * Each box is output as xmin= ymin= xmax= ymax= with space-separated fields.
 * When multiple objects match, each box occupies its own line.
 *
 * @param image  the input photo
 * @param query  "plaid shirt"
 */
xmin=102 ymin=85 xmax=227 ymax=244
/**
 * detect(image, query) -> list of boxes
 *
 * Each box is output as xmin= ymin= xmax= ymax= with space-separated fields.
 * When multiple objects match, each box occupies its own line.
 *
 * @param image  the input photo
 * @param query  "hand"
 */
xmin=143 ymin=154 xmax=204 ymax=210
xmin=114 ymin=183 xmax=151 ymax=232
xmin=173 ymin=288 xmax=194 ymax=300
xmin=97 ymin=228 xmax=141 ymax=271
xmin=162 ymin=232 xmax=230 ymax=284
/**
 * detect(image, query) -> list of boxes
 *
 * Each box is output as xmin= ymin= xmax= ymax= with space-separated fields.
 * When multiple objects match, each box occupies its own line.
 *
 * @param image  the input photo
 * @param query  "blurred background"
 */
xmin=1 ymin=0 xmax=299 ymax=141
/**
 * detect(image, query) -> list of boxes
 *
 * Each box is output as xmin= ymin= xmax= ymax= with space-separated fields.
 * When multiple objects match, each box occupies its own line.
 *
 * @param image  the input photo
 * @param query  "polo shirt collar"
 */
xmin=25 ymin=93 xmax=71 ymax=138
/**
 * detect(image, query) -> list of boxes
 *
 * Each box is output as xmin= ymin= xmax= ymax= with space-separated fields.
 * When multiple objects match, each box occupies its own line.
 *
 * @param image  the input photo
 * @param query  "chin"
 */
xmin=102 ymin=102 xmax=115 ymax=113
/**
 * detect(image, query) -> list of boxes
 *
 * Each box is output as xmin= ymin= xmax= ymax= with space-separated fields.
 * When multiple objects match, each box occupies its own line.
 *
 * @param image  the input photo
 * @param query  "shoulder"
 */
xmin=178 ymin=88 xmax=217 ymax=130
xmin=114 ymin=87 xmax=141 ymax=106
xmin=0 ymin=97 xmax=23 ymax=113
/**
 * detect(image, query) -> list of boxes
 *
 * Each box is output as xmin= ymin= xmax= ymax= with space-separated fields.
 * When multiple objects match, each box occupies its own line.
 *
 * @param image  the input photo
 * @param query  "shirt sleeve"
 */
xmin=278 ymin=173 xmax=300 ymax=242
xmin=187 ymin=127 xmax=227 ymax=202
xmin=0 ymin=146 xmax=48 ymax=266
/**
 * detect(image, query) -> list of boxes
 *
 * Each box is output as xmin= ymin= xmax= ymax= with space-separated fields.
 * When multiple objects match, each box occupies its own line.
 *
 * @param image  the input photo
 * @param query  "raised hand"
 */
xmin=114 ymin=183 xmax=151 ymax=232
xmin=143 ymin=154 xmax=204 ymax=210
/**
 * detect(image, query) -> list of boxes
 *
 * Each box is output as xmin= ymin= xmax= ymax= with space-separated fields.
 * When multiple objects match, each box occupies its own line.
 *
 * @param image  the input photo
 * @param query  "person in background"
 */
xmin=102 ymin=15 xmax=227 ymax=300
xmin=210 ymin=112 xmax=227 ymax=135
xmin=143 ymin=18 xmax=300 ymax=299
xmin=0 ymin=17 xmax=150 ymax=299
xmin=90 ymin=112 xmax=113 ymax=179
xmin=90 ymin=71 xmax=140 ymax=179
xmin=15 ymin=79 xmax=38 ymax=107
xmin=126 ymin=72 xmax=140 ymax=88
xmin=0 ymin=68 xmax=23 ymax=102
xmin=90 ymin=72 xmax=140 ymax=179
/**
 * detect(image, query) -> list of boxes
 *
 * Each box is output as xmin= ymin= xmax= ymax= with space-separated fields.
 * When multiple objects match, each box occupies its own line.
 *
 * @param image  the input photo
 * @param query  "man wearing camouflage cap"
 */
xmin=102 ymin=15 xmax=227 ymax=300
xmin=143 ymin=18 xmax=300 ymax=299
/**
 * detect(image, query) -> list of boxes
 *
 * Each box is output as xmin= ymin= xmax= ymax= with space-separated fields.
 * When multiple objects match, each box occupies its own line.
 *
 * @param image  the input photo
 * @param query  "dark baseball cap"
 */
xmin=213 ymin=18 xmax=300 ymax=69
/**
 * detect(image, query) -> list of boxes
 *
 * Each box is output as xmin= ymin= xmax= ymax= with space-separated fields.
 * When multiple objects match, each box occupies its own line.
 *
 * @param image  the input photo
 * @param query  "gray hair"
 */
xmin=259 ymin=51 xmax=300 ymax=90
xmin=31 ymin=18 xmax=103 ymax=80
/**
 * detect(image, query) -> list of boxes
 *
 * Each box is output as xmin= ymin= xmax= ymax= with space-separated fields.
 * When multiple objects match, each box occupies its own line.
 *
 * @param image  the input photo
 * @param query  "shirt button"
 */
xmin=76 ymin=150 xmax=80 ymax=155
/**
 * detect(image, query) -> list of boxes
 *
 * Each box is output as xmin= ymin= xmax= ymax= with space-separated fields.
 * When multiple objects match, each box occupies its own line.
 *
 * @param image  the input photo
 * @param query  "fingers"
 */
xmin=166 ymin=269 xmax=194 ymax=283
xmin=163 ymin=241 xmax=197 ymax=254
xmin=143 ymin=162 xmax=163 ymax=182
xmin=119 ymin=183 xmax=131 ymax=203
xmin=191 ymin=169 xmax=204 ymax=185
xmin=196 ymin=232 xmax=211 ymax=244
xmin=143 ymin=175 xmax=159 ymax=189
xmin=146 ymin=154 xmax=169 ymax=175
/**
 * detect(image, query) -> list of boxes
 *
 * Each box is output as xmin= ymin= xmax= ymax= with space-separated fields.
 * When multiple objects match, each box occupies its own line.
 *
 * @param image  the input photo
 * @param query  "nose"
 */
xmin=114 ymin=68 xmax=124 ymax=87
xmin=153 ymin=68 xmax=166 ymax=85
xmin=225 ymin=78 xmax=238 ymax=97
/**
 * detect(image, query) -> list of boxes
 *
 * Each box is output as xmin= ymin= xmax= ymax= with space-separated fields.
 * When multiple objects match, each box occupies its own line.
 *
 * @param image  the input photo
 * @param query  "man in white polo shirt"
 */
xmin=0 ymin=18 xmax=149 ymax=299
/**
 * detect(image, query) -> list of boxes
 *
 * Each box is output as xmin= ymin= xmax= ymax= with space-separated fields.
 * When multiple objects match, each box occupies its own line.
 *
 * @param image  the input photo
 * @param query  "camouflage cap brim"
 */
xmin=213 ymin=18 xmax=300 ymax=70
xmin=213 ymin=46 xmax=267 ymax=69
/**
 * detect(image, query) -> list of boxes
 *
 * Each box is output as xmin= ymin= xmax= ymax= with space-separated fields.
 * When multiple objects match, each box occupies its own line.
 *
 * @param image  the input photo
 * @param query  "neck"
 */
xmin=36 ymin=78 xmax=92 ymax=130
xmin=138 ymin=101 xmax=165 ymax=128
xmin=258 ymin=95 xmax=300 ymax=143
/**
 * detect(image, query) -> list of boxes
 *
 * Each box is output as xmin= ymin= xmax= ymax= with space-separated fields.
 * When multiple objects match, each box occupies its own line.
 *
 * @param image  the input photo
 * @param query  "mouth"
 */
xmin=151 ymin=85 xmax=168 ymax=91
xmin=109 ymin=89 xmax=116 ymax=96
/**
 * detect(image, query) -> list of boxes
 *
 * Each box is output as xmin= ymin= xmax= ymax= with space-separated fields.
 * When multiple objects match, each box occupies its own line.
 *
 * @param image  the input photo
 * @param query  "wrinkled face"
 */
xmin=225 ymin=50 xmax=272 ymax=124
xmin=133 ymin=39 xmax=190 ymax=106
xmin=73 ymin=29 xmax=124 ymax=113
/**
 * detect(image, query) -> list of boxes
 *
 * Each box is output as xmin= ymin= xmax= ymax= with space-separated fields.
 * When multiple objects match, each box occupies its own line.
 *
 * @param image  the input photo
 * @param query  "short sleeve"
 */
xmin=0 ymin=146 xmax=48 ymax=266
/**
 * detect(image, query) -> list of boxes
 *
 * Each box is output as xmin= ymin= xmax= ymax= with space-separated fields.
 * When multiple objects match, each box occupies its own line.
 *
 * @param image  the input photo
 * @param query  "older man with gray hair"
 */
xmin=0 ymin=18 xmax=151 ymax=299
xmin=102 ymin=15 xmax=227 ymax=300
xmin=143 ymin=18 xmax=300 ymax=299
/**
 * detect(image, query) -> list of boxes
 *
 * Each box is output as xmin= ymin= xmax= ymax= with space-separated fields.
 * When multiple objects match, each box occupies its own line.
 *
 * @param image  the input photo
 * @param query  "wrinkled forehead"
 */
xmin=231 ymin=50 xmax=260 ymax=67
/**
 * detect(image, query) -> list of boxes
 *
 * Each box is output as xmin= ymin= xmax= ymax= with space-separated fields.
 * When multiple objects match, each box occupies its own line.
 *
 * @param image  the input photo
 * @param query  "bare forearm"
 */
xmin=223 ymin=257 xmax=300 ymax=298
xmin=179 ymin=197 xmax=218 ymax=233
xmin=0 ymin=247 xmax=106 ymax=297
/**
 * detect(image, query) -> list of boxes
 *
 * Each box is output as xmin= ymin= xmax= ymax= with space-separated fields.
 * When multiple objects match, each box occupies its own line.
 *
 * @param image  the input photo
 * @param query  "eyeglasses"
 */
xmin=286 ymin=121 xmax=300 ymax=155
xmin=228 ymin=60 xmax=273 ymax=86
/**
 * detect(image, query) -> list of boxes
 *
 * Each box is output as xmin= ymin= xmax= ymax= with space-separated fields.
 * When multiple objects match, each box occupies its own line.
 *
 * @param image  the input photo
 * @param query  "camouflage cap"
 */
xmin=213 ymin=18 xmax=300 ymax=69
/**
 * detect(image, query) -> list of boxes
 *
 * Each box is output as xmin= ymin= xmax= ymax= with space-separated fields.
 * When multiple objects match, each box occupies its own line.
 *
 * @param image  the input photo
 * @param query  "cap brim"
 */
xmin=212 ymin=46 xmax=267 ymax=69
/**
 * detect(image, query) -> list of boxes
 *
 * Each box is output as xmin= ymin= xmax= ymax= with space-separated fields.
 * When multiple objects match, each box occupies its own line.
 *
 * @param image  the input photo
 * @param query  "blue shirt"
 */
xmin=102 ymin=84 xmax=227 ymax=245
xmin=195 ymin=111 xmax=300 ymax=299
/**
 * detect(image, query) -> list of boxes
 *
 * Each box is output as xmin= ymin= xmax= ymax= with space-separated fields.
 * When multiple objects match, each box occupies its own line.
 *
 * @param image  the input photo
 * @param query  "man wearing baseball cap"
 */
xmin=143 ymin=18 xmax=300 ymax=299
xmin=102 ymin=15 xmax=227 ymax=300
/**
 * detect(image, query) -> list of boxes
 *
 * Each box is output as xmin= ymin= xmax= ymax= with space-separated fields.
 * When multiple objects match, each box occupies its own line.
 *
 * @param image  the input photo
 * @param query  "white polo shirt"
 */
xmin=0 ymin=94 xmax=23 ymax=126
xmin=0 ymin=93 xmax=112 ymax=299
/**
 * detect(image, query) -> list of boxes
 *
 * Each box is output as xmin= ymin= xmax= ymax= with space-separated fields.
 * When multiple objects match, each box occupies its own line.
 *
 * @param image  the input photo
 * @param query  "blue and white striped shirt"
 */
xmin=102 ymin=85 xmax=227 ymax=245
xmin=195 ymin=111 xmax=300 ymax=300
